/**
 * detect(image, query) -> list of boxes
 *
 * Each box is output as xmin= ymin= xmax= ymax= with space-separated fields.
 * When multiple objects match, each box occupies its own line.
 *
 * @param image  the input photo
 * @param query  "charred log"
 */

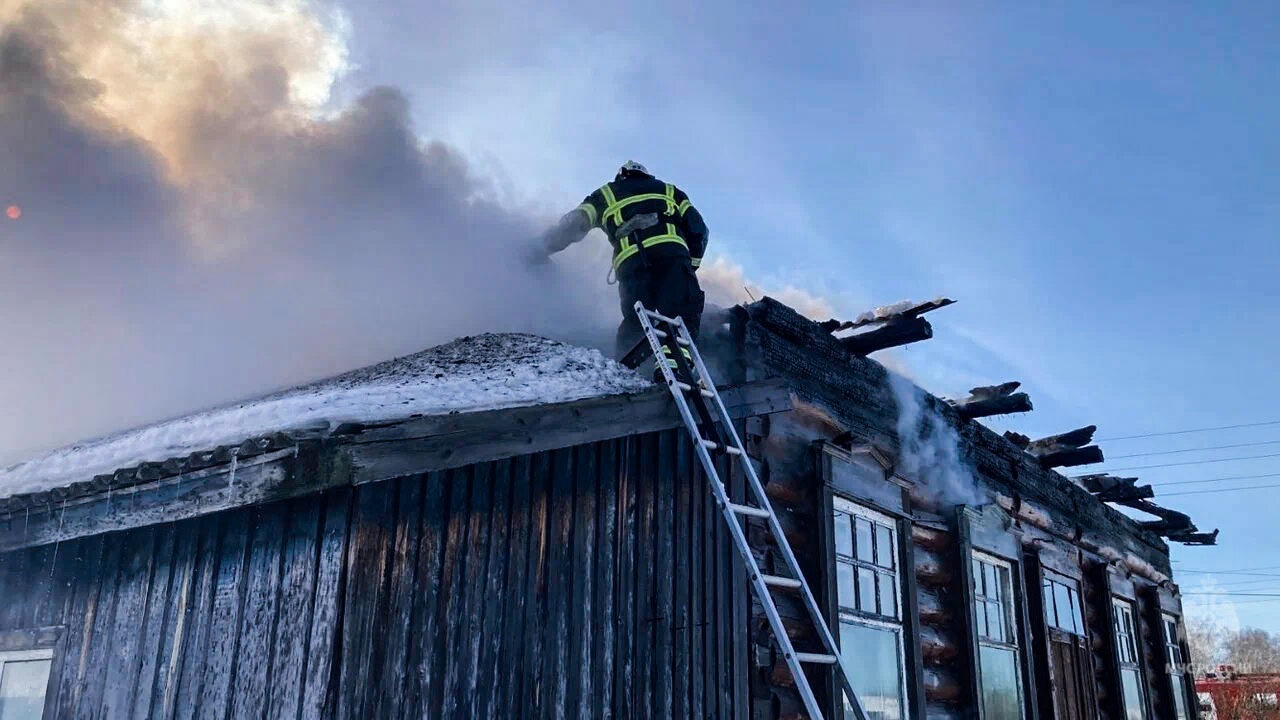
xmin=840 ymin=317 xmax=933 ymax=356
xmin=949 ymin=382 xmax=1033 ymax=420
xmin=1038 ymin=446 xmax=1105 ymax=469
xmin=1077 ymin=474 xmax=1155 ymax=502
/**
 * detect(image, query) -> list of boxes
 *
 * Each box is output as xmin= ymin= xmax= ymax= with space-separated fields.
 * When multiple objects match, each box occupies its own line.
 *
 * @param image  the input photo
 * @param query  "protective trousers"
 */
xmin=615 ymin=257 xmax=706 ymax=361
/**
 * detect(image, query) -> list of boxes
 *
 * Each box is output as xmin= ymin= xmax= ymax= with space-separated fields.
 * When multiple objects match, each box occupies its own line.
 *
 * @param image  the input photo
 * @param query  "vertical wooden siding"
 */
xmin=0 ymin=429 xmax=749 ymax=719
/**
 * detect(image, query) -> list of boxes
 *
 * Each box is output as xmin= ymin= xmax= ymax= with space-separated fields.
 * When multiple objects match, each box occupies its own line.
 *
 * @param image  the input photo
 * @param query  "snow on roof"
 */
xmin=0 ymin=334 xmax=652 ymax=500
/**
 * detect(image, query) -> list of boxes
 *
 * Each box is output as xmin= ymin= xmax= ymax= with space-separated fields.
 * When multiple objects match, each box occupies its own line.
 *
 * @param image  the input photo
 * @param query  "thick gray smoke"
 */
xmin=0 ymin=0 xmax=623 ymax=463
xmin=888 ymin=372 xmax=984 ymax=508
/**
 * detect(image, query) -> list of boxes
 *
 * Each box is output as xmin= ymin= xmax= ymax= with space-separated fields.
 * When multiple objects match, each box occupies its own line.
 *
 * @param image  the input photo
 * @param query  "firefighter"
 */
xmin=531 ymin=161 xmax=709 ymax=375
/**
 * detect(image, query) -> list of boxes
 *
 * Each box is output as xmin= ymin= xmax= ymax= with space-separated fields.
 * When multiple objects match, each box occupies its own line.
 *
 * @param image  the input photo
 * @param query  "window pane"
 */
xmin=835 ymin=513 xmax=853 ymax=557
xmin=875 ymin=524 xmax=894 ymax=569
xmin=973 ymin=559 xmax=985 ymax=594
xmin=1069 ymin=589 xmax=1085 ymax=635
xmin=1120 ymin=667 xmax=1147 ymax=720
xmin=978 ymin=644 xmax=1024 ymax=720
xmin=858 ymin=567 xmax=878 ymax=614
xmin=877 ymin=572 xmax=898 ymax=619
xmin=975 ymin=600 xmax=989 ymax=638
xmin=1170 ymin=675 xmax=1190 ymax=720
xmin=838 ymin=562 xmax=856 ymax=609
xmin=985 ymin=564 xmax=1001 ymax=601
xmin=856 ymin=518 xmax=874 ymax=562
xmin=986 ymin=601 xmax=1006 ymax=643
xmin=0 ymin=658 xmax=53 ymax=720
xmin=839 ymin=622 xmax=905 ymax=720
xmin=1054 ymin=583 xmax=1076 ymax=634
xmin=1042 ymin=580 xmax=1057 ymax=629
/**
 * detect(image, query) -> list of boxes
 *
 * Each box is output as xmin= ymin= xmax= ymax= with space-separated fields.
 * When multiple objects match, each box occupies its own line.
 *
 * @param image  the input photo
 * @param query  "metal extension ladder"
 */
xmin=634 ymin=302 xmax=868 ymax=720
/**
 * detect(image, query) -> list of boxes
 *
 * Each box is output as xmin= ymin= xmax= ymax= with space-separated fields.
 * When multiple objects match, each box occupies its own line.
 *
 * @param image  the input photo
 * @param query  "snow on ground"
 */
xmin=0 ymin=334 xmax=652 ymax=499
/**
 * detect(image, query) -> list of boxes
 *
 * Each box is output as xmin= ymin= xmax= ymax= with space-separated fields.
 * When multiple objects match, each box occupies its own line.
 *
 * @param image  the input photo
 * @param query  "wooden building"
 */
xmin=0 ymin=298 xmax=1207 ymax=720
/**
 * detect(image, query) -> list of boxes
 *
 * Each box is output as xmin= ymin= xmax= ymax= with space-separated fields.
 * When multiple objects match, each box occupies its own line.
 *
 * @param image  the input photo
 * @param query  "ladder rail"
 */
xmin=675 ymin=312 xmax=869 ymax=720
xmin=634 ymin=302 xmax=870 ymax=720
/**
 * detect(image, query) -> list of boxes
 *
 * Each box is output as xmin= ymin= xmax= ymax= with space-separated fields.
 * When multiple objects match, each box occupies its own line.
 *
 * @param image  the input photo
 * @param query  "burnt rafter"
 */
xmin=948 ymin=382 xmax=1034 ymax=420
xmin=1118 ymin=498 xmax=1220 ymax=546
xmin=1077 ymin=473 xmax=1156 ymax=502
xmin=820 ymin=297 xmax=956 ymax=356
xmin=1006 ymin=425 xmax=1104 ymax=469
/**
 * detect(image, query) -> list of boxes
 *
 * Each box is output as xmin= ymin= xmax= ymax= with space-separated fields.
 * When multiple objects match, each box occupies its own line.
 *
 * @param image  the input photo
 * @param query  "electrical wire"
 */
xmin=1100 ymin=419 xmax=1280 ymax=442
xmin=1087 ymin=451 xmax=1280 ymax=473
xmin=1162 ymin=481 xmax=1280 ymax=497
xmin=1154 ymin=472 xmax=1280 ymax=488
xmin=1108 ymin=439 xmax=1280 ymax=460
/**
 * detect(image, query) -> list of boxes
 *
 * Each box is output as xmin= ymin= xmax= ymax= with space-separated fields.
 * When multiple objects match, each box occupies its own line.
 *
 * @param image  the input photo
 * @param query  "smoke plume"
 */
xmin=888 ymin=372 xmax=984 ymax=507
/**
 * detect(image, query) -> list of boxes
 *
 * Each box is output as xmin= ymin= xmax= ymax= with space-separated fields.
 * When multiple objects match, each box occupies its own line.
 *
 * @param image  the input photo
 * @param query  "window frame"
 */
xmin=1160 ymin=613 xmax=1194 ymax=720
xmin=831 ymin=496 xmax=910 ymax=720
xmin=970 ymin=550 xmax=1028 ymax=720
xmin=0 ymin=646 xmax=56 ymax=718
xmin=1111 ymin=597 xmax=1151 ymax=720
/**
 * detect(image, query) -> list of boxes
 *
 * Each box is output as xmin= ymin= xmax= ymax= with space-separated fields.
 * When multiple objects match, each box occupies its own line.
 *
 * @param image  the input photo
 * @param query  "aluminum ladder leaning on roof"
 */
xmin=633 ymin=301 xmax=869 ymax=720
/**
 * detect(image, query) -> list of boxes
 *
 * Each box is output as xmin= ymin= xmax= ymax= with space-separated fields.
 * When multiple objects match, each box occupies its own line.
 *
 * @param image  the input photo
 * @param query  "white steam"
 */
xmin=888 ymin=371 xmax=984 ymax=507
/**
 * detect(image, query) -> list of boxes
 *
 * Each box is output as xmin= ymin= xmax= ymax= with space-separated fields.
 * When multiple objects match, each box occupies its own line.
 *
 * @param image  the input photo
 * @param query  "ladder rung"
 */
xmin=729 ymin=503 xmax=770 ymax=518
xmin=699 ymin=387 xmax=715 ymax=398
xmin=675 ymin=336 xmax=690 ymax=346
xmin=762 ymin=574 xmax=802 ymax=590
xmin=700 ymin=439 xmax=719 ymax=451
xmin=643 ymin=309 xmax=679 ymax=325
xmin=652 ymin=328 xmax=669 ymax=339
xmin=723 ymin=445 xmax=742 ymax=456
xmin=795 ymin=653 xmax=838 ymax=665
xmin=674 ymin=381 xmax=694 ymax=392
xmin=675 ymin=381 xmax=718 ymax=400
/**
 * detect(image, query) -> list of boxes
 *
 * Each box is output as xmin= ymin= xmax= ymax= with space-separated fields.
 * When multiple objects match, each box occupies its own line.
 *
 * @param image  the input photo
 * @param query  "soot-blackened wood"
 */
xmin=477 ymin=460 xmax=514 ymax=719
xmin=101 ymin=526 xmax=156 ymax=720
xmin=437 ymin=467 xmax=476 ymax=718
xmin=197 ymin=510 xmax=252 ymax=720
xmin=543 ymin=449 xmax=574 ymax=718
xmin=656 ymin=431 xmax=677 ymax=720
xmin=840 ymin=317 xmax=933 ymax=355
xmin=1038 ymin=446 xmax=1105 ymax=469
xmin=519 ymin=453 xmax=552 ymax=720
xmin=593 ymin=440 xmax=620 ymax=720
xmin=376 ymin=478 xmax=423 ymax=720
xmin=131 ymin=524 xmax=178 ymax=720
xmin=951 ymin=389 xmax=1033 ymax=420
xmin=299 ymin=490 xmax=351 ymax=720
xmin=498 ymin=458 xmax=533 ymax=717
xmin=153 ymin=525 xmax=199 ymax=719
xmin=230 ymin=508 xmax=286 ymax=720
xmin=615 ymin=437 xmax=638 ymax=718
xmin=568 ymin=445 xmax=598 ymax=720
xmin=339 ymin=483 xmax=395 ymax=719
xmin=407 ymin=472 xmax=449 ymax=719
xmin=634 ymin=434 xmax=656 ymax=719
xmin=171 ymin=518 xmax=225 ymax=718
xmin=76 ymin=528 xmax=125 ymax=718
xmin=685 ymin=436 xmax=706 ymax=720
xmin=458 ymin=463 xmax=495 ymax=719
xmin=51 ymin=533 xmax=104 ymax=718
xmin=674 ymin=436 xmax=694 ymax=720
xmin=266 ymin=499 xmax=323 ymax=720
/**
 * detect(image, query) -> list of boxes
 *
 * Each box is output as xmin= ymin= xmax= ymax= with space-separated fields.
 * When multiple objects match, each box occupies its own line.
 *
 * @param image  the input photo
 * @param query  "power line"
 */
xmin=1100 ymin=420 xmax=1280 ymax=442
xmin=1163 ymin=482 xmax=1280 ymax=497
xmin=1182 ymin=592 xmax=1280 ymax=597
xmin=1177 ymin=566 xmax=1280 ymax=576
xmin=1108 ymin=439 xmax=1280 ymax=460
xmin=1089 ymin=451 xmax=1280 ymax=473
xmin=1154 ymin=472 xmax=1280 ymax=488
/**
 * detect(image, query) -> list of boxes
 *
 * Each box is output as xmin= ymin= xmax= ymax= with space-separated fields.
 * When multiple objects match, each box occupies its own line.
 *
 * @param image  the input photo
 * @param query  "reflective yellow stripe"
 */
xmin=604 ymin=192 xmax=677 ymax=226
xmin=599 ymin=184 xmax=618 ymax=228
xmin=575 ymin=202 xmax=598 ymax=226
xmin=611 ymin=233 xmax=688 ymax=269
xmin=678 ymin=199 xmax=692 ymax=216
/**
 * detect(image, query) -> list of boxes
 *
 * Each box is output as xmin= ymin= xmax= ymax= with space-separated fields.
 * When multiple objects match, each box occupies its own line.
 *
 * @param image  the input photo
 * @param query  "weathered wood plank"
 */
xmin=101 ymin=526 xmax=156 ymax=720
xmin=406 ymin=472 xmax=448 ymax=720
xmin=229 ymin=507 xmax=286 ymax=720
xmin=635 ymin=433 xmax=657 ymax=720
xmin=338 ymin=482 xmax=395 ymax=719
xmin=674 ymin=434 xmax=693 ymax=720
xmin=266 ymin=498 xmax=322 ymax=720
xmin=196 ymin=511 xmax=251 ymax=720
xmin=299 ymin=489 xmax=351 ymax=720
xmin=496 ymin=457 xmax=532 ymax=718
xmin=74 ymin=530 xmax=124 ymax=718
xmin=457 ymin=463 xmax=494 ymax=719
xmin=614 ymin=437 xmax=637 ymax=718
xmin=592 ymin=439 xmax=619 ymax=720
xmin=0 ymin=449 xmax=307 ymax=553
xmin=343 ymin=381 xmax=792 ymax=486
xmin=129 ymin=525 xmax=177 ymax=720
xmin=544 ymin=449 xmax=575 ymax=718
xmin=152 ymin=525 xmax=199 ymax=719
xmin=520 ymin=454 xmax=552 ymax=720
xmin=437 ymin=468 xmax=473 ymax=719
xmin=476 ymin=460 xmax=514 ymax=719
xmin=377 ymin=476 xmax=424 ymax=720
xmin=655 ymin=431 xmax=676 ymax=720
xmin=568 ymin=443 xmax=597 ymax=719
xmin=50 ymin=533 xmax=104 ymax=718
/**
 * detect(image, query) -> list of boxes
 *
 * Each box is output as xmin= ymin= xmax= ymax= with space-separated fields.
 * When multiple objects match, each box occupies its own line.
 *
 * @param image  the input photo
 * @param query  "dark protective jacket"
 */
xmin=542 ymin=175 xmax=709 ymax=273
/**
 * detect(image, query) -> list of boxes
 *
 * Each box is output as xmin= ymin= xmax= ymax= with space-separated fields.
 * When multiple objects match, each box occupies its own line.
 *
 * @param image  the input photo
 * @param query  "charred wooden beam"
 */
xmin=1027 ymin=425 xmax=1097 ymax=455
xmin=825 ymin=297 xmax=957 ymax=333
xmin=949 ymin=382 xmax=1033 ymax=420
xmin=1038 ymin=446 xmax=1104 ymax=469
xmin=1168 ymin=529 xmax=1220 ymax=546
xmin=1077 ymin=474 xmax=1155 ymax=502
xmin=1118 ymin=498 xmax=1220 ymax=546
xmin=840 ymin=317 xmax=933 ymax=356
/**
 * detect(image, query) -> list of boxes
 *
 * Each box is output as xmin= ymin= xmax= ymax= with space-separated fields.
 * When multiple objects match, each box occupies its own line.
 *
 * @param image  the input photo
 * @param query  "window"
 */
xmin=0 ymin=648 xmax=53 ymax=720
xmin=1112 ymin=599 xmax=1149 ymax=720
xmin=833 ymin=498 xmax=906 ymax=720
xmin=972 ymin=552 xmax=1025 ymax=720
xmin=1161 ymin=614 xmax=1192 ymax=720
xmin=1042 ymin=574 xmax=1086 ymax=636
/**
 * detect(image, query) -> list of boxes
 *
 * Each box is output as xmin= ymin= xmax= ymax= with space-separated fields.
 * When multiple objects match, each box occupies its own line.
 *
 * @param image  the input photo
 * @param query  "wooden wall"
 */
xmin=0 ymin=429 xmax=751 ymax=719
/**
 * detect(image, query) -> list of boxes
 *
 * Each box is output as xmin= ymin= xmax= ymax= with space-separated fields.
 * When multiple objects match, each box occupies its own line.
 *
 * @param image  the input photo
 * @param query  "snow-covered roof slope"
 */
xmin=0 ymin=334 xmax=651 ymax=500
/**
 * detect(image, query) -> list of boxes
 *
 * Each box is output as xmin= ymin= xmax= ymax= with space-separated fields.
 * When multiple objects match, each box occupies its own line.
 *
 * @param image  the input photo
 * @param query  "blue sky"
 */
xmin=329 ymin=1 xmax=1280 ymax=630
